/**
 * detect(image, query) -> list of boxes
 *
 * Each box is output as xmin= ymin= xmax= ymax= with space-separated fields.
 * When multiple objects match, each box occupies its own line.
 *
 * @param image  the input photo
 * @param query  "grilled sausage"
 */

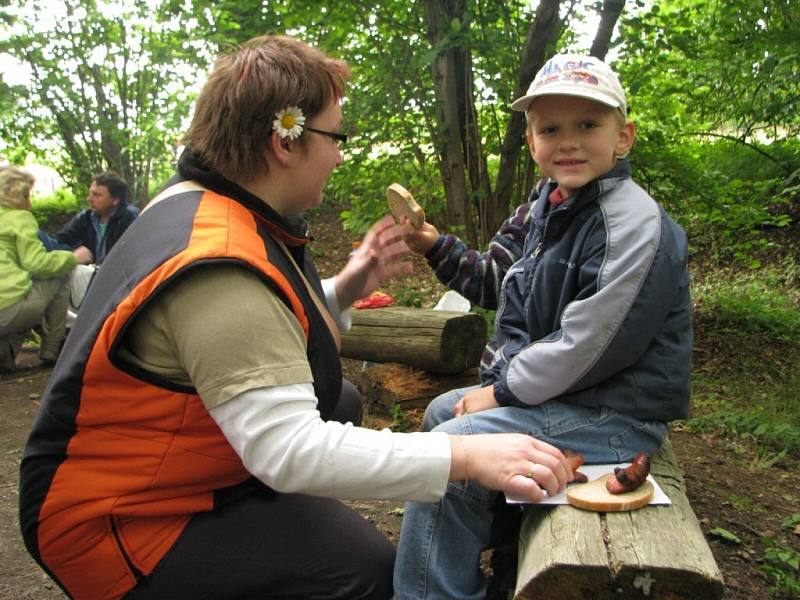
xmin=606 ymin=452 xmax=650 ymax=494
xmin=564 ymin=450 xmax=588 ymax=483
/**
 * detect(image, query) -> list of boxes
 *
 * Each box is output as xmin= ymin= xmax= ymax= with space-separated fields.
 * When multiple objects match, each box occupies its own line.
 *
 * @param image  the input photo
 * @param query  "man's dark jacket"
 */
xmin=54 ymin=204 xmax=139 ymax=264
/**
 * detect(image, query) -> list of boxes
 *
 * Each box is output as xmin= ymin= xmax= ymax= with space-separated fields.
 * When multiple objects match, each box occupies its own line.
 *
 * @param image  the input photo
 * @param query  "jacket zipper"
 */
xmin=532 ymin=209 xmax=554 ymax=260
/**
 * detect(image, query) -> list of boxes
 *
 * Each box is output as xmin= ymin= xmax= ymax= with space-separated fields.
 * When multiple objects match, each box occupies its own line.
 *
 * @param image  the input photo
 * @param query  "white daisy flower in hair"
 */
xmin=273 ymin=106 xmax=306 ymax=140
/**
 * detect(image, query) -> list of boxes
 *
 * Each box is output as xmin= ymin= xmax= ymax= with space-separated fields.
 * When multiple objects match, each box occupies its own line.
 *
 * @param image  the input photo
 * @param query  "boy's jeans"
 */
xmin=393 ymin=385 xmax=667 ymax=600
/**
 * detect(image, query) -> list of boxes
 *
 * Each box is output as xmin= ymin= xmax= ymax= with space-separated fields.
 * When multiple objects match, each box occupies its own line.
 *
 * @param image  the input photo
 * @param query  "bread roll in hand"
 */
xmin=387 ymin=183 xmax=425 ymax=229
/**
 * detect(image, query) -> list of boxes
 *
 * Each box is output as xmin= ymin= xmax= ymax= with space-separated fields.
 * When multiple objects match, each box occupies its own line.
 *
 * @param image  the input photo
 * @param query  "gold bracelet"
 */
xmin=459 ymin=435 xmax=470 ymax=488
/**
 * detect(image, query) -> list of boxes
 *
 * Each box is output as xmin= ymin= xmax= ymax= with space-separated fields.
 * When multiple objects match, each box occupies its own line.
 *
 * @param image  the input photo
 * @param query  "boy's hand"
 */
xmin=401 ymin=219 xmax=440 ymax=255
xmin=454 ymin=385 xmax=499 ymax=416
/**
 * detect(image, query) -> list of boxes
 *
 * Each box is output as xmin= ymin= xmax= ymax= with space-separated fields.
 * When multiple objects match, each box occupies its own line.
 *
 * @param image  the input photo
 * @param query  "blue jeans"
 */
xmin=393 ymin=385 xmax=667 ymax=600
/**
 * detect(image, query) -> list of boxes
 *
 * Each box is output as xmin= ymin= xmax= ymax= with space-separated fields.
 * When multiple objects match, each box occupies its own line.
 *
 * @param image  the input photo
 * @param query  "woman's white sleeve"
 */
xmin=322 ymin=276 xmax=352 ymax=331
xmin=209 ymin=383 xmax=451 ymax=501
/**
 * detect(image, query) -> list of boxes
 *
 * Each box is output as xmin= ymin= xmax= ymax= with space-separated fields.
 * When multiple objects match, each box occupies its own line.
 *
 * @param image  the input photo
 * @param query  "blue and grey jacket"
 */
xmin=431 ymin=160 xmax=692 ymax=422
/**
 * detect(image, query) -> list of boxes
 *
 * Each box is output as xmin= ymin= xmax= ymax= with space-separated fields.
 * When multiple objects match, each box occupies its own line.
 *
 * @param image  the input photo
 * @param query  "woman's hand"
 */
xmin=402 ymin=219 xmax=440 ymax=255
xmin=335 ymin=215 xmax=412 ymax=308
xmin=449 ymin=434 xmax=572 ymax=503
xmin=454 ymin=385 xmax=498 ymax=416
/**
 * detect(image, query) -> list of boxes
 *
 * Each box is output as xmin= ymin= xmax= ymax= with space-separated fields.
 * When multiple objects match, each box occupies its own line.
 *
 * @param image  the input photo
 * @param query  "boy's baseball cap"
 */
xmin=511 ymin=53 xmax=627 ymax=115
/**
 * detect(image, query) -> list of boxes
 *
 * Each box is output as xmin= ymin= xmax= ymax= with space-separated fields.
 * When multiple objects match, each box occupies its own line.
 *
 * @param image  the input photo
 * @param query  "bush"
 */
xmin=631 ymin=134 xmax=799 ymax=268
xmin=330 ymin=147 xmax=444 ymax=236
xmin=694 ymin=276 xmax=800 ymax=342
xmin=29 ymin=188 xmax=83 ymax=232
xmin=690 ymin=271 xmax=800 ymax=453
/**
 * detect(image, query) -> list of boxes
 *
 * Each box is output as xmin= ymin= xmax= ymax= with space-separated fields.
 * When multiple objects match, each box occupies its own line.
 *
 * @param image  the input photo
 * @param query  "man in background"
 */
xmin=47 ymin=171 xmax=138 ymax=264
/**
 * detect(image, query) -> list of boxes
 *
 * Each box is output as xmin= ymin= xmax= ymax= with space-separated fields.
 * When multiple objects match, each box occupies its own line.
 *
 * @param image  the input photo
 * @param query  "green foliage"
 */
xmin=388 ymin=403 xmax=414 ymax=433
xmin=335 ymin=151 xmax=444 ymax=236
xmin=0 ymin=0 xmax=797 ymax=248
xmin=783 ymin=514 xmax=800 ymax=531
xmin=631 ymin=134 xmax=798 ymax=267
xmin=390 ymin=285 xmax=427 ymax=309
xmin=709 ymin=527 xmax=741 ymax=544
xmin=760 ymin=537 xmax=800 ymax=597
xmin=618 ymin=0 xmax=800 ymax=142
xmin=618 ymin=0 xmax=800 ymax=261
xmin=689 ymin=271 xmax=800 ymax=453
xmin=694 ymin=278 xmax=800 ymax=342
xmin=29 ymin=188 xmax=82 ymax=230
xmin=1 ymin=1 xmax=205 ymax=203
xmin=726 ymin=493 xmax=765 ymax=513
xmin=689 ymin=411 xmax=800 ymax=456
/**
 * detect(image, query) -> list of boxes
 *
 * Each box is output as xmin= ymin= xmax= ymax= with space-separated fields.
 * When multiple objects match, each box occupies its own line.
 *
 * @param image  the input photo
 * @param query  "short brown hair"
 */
xmin=92 ymin=171 xmax=130 ymax=204
xmin=184 ymin=35 xmax=351 ymax=183
xmin=0 ymin=166 xmax=35 ymax=210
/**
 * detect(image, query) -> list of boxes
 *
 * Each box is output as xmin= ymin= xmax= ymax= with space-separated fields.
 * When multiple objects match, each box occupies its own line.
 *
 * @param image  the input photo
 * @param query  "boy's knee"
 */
xmin=423 ymin=400 xmax=454 ymax=431
xmin=422 ymin=388 xmax=469 ymax=431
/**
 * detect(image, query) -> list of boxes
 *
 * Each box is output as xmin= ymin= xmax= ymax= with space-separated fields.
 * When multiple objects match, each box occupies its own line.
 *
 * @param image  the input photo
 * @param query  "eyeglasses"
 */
xmin=306 ymin=126 xmax=348 ymax=148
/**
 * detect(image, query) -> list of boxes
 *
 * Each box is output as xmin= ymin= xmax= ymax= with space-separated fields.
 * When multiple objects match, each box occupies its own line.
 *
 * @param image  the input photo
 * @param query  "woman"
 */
xmin=19 ymin=36 xmax=574 ymax=600
xmin=0 ymin=167 xmax=81 ymax=372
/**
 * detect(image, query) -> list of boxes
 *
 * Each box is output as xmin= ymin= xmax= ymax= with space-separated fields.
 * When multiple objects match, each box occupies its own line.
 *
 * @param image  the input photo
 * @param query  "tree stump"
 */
xmin=357 ymin=363 xmax=480 ymax=416
xmin=341 ymin=307 xmax=487 ymax=374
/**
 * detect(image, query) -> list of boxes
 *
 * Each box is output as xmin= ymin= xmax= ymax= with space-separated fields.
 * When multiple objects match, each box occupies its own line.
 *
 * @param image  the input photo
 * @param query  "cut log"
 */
xmin=341 ymin=307 xmax=487 ymax=374
xmin=357 ymin=363 xmax=479 ymax=416
xmin=515 ymin=437 xmax=724 ymax=599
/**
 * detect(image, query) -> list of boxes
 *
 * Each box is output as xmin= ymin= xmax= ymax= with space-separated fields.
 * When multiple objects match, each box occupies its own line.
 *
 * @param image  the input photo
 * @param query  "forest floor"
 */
xmin=1 ymin=201 xmax=798 ymax=599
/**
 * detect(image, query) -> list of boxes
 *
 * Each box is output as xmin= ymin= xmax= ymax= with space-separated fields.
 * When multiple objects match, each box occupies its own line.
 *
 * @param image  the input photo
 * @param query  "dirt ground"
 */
xmin=2 ymin=359 xmax=798 ymax=599
xmin=1 ymin=204 xmax=798 ymax=599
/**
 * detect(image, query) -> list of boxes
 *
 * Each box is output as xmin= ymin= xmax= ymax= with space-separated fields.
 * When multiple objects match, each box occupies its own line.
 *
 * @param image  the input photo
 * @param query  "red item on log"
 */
xmin=353 ymin=291 xmax=396 ymax=309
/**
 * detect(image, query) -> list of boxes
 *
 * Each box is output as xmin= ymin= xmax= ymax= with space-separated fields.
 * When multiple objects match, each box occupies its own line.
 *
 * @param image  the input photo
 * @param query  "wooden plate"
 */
xmin=566 ymin=473 xmax=654 ymax=512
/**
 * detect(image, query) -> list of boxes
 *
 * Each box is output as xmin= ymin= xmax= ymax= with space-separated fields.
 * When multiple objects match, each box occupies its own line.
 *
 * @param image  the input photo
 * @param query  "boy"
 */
xmin=394 ymin=54 xmax=693 ymax=599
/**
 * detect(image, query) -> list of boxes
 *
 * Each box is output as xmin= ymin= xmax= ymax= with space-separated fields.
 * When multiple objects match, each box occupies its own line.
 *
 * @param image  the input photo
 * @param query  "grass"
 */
xmin=688 ymin=262 xmax=800 ymax=455
xmin=761 ymin=536 xmax=800 ymax=597
xmin=761 ymin=514 xmax=800 ymax=596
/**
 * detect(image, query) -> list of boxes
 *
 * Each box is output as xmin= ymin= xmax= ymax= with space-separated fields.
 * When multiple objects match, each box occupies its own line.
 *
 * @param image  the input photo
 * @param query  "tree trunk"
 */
xmin=424 ymin=0 xmax=476 ymax=244
xmin=590 ymin=0 xmax=626 ymax=60
xmin=454 ymin=45 xmax=493 ymax=247
xmin=491 ymin=0 xmax=564 ymax=235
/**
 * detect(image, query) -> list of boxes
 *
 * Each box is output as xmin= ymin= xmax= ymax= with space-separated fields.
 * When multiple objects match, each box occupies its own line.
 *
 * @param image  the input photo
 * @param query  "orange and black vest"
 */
xmin=19 ymin=181 xmax=342 ymax=600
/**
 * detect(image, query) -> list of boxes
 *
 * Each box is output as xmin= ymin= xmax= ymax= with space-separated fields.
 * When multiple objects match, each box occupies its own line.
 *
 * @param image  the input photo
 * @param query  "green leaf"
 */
xmin=709 ymin=528 xmax=742 ymax=544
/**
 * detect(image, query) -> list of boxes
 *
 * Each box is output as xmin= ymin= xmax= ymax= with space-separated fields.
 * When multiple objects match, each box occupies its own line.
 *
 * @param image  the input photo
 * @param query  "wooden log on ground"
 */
xmin=357 ymin=363 xmax=479 ymax=416
xmin=515 ymin=437 xmax=724 ymax=599
xmin=341 ymin=307 xmax=487 ymax=374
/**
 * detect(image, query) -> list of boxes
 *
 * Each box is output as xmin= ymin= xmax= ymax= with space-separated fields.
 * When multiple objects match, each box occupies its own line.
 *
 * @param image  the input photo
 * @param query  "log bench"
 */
xmin=514 ymin=437 xmax=724 ymax=599
xmin=341 ymin=307 xmax=487 ymax=374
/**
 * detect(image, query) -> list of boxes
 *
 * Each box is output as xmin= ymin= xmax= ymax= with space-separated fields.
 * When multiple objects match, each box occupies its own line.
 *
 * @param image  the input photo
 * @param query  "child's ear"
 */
xmin=526 ymin=130 xmax=537 ymax=161
xmin=615 ymin=121 xmax=635 ymax=158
